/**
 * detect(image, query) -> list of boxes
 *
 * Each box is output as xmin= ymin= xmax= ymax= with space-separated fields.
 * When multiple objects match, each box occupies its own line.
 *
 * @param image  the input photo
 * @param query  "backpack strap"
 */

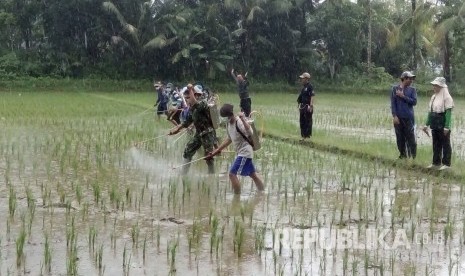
xmin=235 ymin=120 xmax=254 ymax=147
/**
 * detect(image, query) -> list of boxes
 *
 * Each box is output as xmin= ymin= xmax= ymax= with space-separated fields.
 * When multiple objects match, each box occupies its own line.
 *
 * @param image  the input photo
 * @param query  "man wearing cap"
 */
xmin=390 ymin=71 xmax=417 ymax=159
xmin=166 ymin=84 xmax=185 ymax=126
xmin=297 ymin=72 xmax=315 ymax=142
xmin=168 ymin=84 xmax=216 ymax=174
xmin=231 ymin=69 xmax=252 ymax=117
xmin=207 ymin=103 xmax=264 ymax=194
xmin=154 ymin=81 xmax=169 ymax=120
xmin=422 ymin=77 xmax=454 ymax=170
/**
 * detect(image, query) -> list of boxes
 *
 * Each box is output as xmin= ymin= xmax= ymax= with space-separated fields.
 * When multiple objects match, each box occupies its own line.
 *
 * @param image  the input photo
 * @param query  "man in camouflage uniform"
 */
xmin=169 ymin=84 xmax=216 ymax=174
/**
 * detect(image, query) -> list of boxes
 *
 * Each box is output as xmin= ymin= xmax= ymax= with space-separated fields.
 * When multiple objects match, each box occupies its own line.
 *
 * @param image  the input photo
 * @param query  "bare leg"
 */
xmin=250 ymin=172 xmax=264 ymax=191
xmin=229 ymin=173 xmax=241 ymax=194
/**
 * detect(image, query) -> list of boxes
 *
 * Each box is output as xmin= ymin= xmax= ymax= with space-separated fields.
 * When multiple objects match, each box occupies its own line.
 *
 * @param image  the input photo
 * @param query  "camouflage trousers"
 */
xmin=183 ymin=131 xmax=217 ymax=160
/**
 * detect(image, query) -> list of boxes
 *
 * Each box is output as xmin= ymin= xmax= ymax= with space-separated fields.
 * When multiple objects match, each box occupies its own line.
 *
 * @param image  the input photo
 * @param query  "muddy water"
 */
xmin=1 ymin=120 xmax=465 ymax=276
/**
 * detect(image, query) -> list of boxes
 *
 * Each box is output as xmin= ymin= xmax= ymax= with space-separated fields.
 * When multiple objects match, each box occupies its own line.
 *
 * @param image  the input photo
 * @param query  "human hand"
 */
xmin=238 ymin=112 xmax=246 ymax=119
xmin=422 ymin=126 xmax=430 ymax=137
xmin=168 ymin=126 xmax=180 ymax=135
xmin=393 ymin=116 xmax=400 ymax=125
xmin=444 ymin=128 xmax=450 ymax=135
xmin=307 ymin=105 xmax=313 ymax=112
xmin=205 ymin=151 xmax=216 ymax=160
xmin=395 ymin=89 xmax=404 ymax=98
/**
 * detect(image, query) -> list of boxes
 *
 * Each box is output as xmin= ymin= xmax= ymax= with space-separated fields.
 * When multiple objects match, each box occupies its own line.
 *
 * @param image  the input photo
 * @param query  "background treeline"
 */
xmin=0 ymin=0 xmax=464 ymax=90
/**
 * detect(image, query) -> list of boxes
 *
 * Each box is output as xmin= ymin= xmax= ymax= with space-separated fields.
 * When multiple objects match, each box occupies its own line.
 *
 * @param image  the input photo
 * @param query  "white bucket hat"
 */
xmin=430 ymin=77 xmax=447 ymax=88
xmin=299 ymin=72 xmax=311 ymax=79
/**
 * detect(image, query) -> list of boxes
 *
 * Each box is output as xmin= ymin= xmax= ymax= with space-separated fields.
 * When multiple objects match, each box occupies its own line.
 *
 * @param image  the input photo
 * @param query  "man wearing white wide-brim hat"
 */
xmin=422 ymin=77 xmax=455 ymax=170
xmin=390 ymin=71 xmax=417 ymax=159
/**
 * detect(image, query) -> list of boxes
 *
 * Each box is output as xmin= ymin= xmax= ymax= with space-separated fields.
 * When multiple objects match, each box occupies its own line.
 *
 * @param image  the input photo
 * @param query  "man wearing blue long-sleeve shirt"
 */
xmin=391 ymin=71 xmax=417 ymax=159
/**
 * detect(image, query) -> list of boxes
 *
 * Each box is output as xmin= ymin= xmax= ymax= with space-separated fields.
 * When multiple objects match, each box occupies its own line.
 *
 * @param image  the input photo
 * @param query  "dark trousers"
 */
xmin=299 ymin=108 xmax=313 ymax=138
xmin=431 ymin=129 xmax=451 ymax=166
xmin=394 ymin=118 xmax=416 ymax=158
xmin=240 ymin=98 xmax=252 ymax=117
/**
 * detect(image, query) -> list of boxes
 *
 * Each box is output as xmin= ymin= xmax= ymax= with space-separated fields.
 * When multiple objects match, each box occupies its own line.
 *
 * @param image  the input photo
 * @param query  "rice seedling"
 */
xmin=43 ymin=232 xmax=52 ymax=273
xmin=1 ymin=91 xmax=465 ymax=275
xmin=16 ymin=225 xmax=26 ymax=267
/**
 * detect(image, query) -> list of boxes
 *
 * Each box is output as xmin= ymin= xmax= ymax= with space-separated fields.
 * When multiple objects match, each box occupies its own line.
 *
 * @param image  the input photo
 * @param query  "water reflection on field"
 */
xmin=1 ymin=132 xmax=464 ymax=275
xmin=0 ymin=92 xmax=464 ymax=275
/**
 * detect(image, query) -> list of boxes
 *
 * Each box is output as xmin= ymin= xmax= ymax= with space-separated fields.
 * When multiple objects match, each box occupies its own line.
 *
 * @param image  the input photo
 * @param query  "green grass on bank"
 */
xmin=2 ymin=77 xmax=465 ymax=96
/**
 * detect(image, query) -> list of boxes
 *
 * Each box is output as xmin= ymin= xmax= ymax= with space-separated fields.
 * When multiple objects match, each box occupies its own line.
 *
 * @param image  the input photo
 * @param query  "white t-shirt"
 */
xmin=227 ymin=117 xmax=254 ymax=158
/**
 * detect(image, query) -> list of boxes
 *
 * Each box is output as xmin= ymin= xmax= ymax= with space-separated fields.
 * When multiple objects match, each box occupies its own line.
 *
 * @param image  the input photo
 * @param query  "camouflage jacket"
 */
xmin=182 ymin=100 xmax=213 ymax=134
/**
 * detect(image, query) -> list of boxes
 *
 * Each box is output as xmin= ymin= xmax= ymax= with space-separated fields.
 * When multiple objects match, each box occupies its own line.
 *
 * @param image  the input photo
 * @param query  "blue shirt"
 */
xmin=390 ymin=85 xmax=417 ymax=120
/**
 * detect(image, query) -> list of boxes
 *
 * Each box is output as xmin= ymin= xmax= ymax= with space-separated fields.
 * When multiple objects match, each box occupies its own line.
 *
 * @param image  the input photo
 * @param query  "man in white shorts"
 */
xmin=208 ymin=104 xmax=264 ymax=194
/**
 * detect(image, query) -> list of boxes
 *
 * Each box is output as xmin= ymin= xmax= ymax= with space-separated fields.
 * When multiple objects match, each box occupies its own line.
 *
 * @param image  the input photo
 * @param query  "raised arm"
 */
xmin=230 ymin=69 xmax=238 ymax=81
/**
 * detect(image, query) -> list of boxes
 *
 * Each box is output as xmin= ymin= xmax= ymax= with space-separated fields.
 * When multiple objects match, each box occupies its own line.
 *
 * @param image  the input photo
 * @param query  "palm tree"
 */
xmin=434 ymin=1 xmax=465 ymax=82
xmin=102 ymin=1 xmax=185 ymax=73
xmin=386 ymin=1 xmax=436 ymax=69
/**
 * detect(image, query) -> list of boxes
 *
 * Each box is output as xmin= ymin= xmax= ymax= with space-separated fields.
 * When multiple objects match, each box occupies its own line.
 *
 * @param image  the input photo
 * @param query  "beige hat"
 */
xmin=430 ymin=77 xmax=447 ymax=88
xmin=299 ymin=72 xmax=311 ymax=79
xmin=400 ymin=71 xmax=416 ymax=79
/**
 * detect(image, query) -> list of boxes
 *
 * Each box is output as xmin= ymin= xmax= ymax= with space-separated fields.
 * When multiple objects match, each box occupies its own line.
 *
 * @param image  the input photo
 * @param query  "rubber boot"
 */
xmin=206 ymin=159 xmax=215 ymax=174
xmin=182 ymin=158 xmax=191 ymax=175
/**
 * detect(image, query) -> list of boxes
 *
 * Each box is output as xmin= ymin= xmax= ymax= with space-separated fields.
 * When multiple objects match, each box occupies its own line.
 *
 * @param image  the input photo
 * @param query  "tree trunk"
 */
xmin=443 ymin=33 xmax=451 ymax=82
xmin=411 ymin=0 xmax=417 ymax=69
xmin=328 ymin=58 xmax=336 ymax=79
xmin=367 ymin=0 xmax=372 ymax=74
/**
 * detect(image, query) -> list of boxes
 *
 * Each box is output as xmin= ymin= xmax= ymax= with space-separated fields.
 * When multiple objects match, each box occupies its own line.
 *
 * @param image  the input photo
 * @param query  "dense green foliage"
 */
xmin=0 ymin=0 xmax=464 ymax=85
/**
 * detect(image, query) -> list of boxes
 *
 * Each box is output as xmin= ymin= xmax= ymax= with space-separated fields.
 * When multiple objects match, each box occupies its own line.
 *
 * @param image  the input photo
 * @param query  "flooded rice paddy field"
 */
xmin=1 ymin=92 xmax=465 ymax=275
xmin=253 ymin=93 xmax=465 ymax=159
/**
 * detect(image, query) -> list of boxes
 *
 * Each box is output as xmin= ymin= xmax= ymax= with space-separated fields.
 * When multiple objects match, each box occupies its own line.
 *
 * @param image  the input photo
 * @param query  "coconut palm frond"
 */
xmin=138 ymin=2 xmax=152 ymax=29
xmin=218 ymin=55 xmax=234 ymax=60
xmin=181 ymin=48 xmax=190 ymax=58
xmin=102 ymin=2 xmax=128 ymax=27
xmin=256 ymin=35 xmax=273 ymax=47
xmin=189 ymin=44 xmax=203 ymax=50
xmin=175 ymin=15 xmax=187 ymax=24
xmin=420 ymin=35 xmax=436 ymax=56
xmin=209 ymin=37 xmax=220 ymax=44
xmin=247 ymin=6 xmax=265 ymax=22
xmin=231 ymin=28 xmax=247 ymax=37
xmin=166 ymin=23 xmax=178 ymax=36
xmin=270 ymin=0 xmax=292 ymax=15
xmin=385 ymin=25 xmax=401 ymax=49
xmin=224 ymin=0 xmax=241 ymax=10
xmin=172 ymin=52 xmax=182 ymax=64
xmin=123 ymin=23 xmax=139 ymax=44
xmin=143 ymin=35 xmax=169 ymax=50
xmin=456 ymin=3 xmax=465 ymax=23
xmin=435 ymin=17 xmax=456 ymax=41
xmin=213 ymin=61 xmax=226 ymax=71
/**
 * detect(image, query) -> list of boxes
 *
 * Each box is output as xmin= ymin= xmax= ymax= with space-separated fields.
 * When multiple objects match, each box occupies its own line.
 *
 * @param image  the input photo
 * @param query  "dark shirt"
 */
xmin=231 ymin=71 xmax=249 ymax=99
xmin=155 ymin=88 xmax=169 ymax=105
xmin=390 ymin=85 xmax=417 ymax=120
xmin=297 ymin=83 xmax=314 ymax=107
xmin=181 ymin=100 xmax=213 ymax=133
